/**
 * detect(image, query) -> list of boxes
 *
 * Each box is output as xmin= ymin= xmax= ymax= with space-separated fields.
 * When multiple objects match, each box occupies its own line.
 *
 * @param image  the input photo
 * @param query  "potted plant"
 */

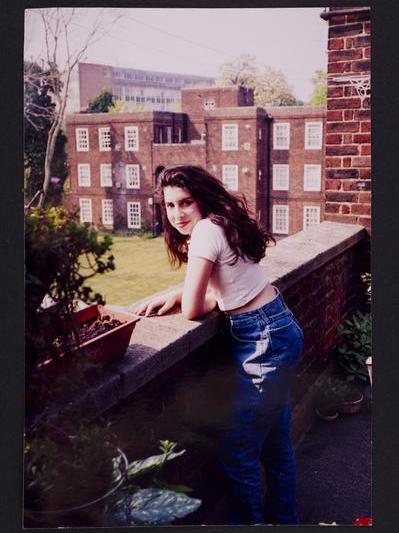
xmin=24 ymin=424 xmax=201 ymax=528
xmin=361 ymin=272 xmax=372 ymax=385
xmin=25 ymin=206 xmax=139 ymax=410
xmin=24 ymin=417 xmax=127 ymax=528
xmin=315 ymin=376 xmax=364 ymax=421
xmin=337 ymin=310 xmax=371 ymax=384
xmin=105 ymin=440 xmax=202 ymax=526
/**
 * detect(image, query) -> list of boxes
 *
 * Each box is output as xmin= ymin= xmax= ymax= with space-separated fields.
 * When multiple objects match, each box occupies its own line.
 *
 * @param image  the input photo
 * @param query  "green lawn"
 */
xmin=84 ymin=235 xmax=186 ymax=307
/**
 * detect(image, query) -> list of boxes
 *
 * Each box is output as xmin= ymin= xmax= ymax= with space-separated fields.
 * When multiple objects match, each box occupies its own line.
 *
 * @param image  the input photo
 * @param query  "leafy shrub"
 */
xmin=337 ymin=310 xmax=371 ymax=382
xmin=25 ymin=207 xmax=115 ymax=369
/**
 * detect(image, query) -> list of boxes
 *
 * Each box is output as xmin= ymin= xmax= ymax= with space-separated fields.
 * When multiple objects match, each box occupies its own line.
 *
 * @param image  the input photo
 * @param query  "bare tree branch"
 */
xmin=25 ymin=8 xmax=121 ymax=206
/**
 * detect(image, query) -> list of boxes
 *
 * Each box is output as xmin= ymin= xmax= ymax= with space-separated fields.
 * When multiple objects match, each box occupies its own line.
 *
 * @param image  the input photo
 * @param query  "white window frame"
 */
xmin=222 ymin=165 xmax=238 ymax=191
xmin=77 ymin=164 xmax=91 ymax=187
xmin=305 ymin=121 xmax=323 ymax=150
xmin=273 ymin=122 xmax=290 ymax=149
xmin=272 ymin=205 xmax=289 ymax=234
xmin=126 ymin=164 xmax=140 ymax=189
xmin=124 ymin=126 xmax=139 ymax=151
xmin=222 ymin=124 xmax=238 ymax=151
xmin=76 ymin=128 xmax=89 ymax=152
xmin=304 ymin=164 xmax=322 ymax=191
xmin=127 ymin=201 xmax=141 ymax=229
xmin=167 ymin=126 xmax=172 ymax=144
xmin=303 ymin=205 xmax=321 ymax=230
xmin=98 ymin=127 xmax=111 ymax=151
xmin=79 ymin=198 xmax=92 ymax=223
xmin=272 ymin=164 xmax=289 ymax=191
xmin=100 ymin=164 xmax=113 ymax=187
xmin=102 ymin=199 xmax=114 ymax=225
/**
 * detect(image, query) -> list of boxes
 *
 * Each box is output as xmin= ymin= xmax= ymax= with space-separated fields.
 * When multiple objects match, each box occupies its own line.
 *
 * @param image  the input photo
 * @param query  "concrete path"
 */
xmin=296 ymin=400 xmax=372 ymax=525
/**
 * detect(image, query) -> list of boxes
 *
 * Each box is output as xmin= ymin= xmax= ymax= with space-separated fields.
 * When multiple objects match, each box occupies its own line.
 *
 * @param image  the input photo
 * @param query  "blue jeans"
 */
xmin=222 ymin=287 xmax=303 ymax=525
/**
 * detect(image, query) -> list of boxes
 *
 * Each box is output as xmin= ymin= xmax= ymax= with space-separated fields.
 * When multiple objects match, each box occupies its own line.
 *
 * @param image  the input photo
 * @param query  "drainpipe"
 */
xmin=265 ymin=115 xmax=272 ymax=233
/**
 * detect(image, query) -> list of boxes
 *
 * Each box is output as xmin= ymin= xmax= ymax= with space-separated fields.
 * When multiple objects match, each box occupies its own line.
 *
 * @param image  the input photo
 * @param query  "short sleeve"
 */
xmin=188 ymin=219 xmax=224 ymax=263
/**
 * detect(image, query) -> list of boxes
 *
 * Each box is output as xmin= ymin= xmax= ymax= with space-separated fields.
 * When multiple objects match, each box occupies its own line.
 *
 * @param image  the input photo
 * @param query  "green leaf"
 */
xmin=126 ymin=450 xmax=185 ymax=478
xmin=128 ymin=488 xmax=201 ymax=524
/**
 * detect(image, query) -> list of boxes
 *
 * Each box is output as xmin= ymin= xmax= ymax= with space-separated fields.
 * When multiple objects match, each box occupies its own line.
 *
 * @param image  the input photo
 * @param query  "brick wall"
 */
xmin=267 ymin=107 xmax=326 ymax=236
xmin=64 ymin=87 xmax=327 ymax=237
xmin=93 ymin=223 xmax=368 ymax=525
xmin=322 ymin=7 xmax=371 ymax=231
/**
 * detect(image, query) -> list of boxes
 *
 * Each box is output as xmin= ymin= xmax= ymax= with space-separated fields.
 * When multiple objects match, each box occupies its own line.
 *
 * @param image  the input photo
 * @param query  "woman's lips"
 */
xmin=176 ymin=221 xmax=189 ymax=228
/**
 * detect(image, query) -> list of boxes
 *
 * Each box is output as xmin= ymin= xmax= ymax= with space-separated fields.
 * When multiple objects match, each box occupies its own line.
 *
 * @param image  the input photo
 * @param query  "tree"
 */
xmin=24 ymin=61 xmax=67 ymax=203
xmin=24 ymin=8 xmax=120 ymax=207
xmin=216 ymin=54 xmax=257 ymax=89
xmin=216 ymin=55 xmax=302 ymax=107
xmin=255 ymin=66 xmax=302 ymax=107
xmin=308 ymin=70 xmax=327 ymax=106
xmin=88 ymin=89 xmax=115 ymax=113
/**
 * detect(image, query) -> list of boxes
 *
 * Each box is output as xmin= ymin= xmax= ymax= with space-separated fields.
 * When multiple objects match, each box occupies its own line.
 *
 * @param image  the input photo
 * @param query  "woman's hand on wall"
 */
xmin=135 ymin=290 xmax=182 ymax=317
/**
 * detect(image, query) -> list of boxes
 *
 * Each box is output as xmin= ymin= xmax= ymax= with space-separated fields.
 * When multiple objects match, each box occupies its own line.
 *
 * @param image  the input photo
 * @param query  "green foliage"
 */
xmin=88 ymin=89 xmax=115 ymax=113
xmin=113 ymin=488 xmax=201 ymax=525
xmin=308 ymin=70 xmax=327 ymax=106
xmin=25 ymin=206 xmax=115 ymax=370
xmin=316 ymin=376 xmax=353 ymax=408
xmin=337 ymin=310 xmax=371 ymax=382
xmin=25 ymin=207 xmax=114 ymax=315
xmin=24 ymin=61 xmax=67 ymax=202
xmin=361 ymin=272 xmax=372 ymax=304
xmin=107 ymin=440 xmax=201 ymax=526
xmin=24 ymin=418 xmax=118 ymax=511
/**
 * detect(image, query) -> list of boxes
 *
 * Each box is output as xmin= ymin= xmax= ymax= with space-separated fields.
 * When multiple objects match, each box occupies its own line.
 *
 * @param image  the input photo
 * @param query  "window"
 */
xmin=76 ymin=128 xmax=89 ymax=151
xmin=78 ymin=164 xmax=91 ymax=187
xmin=102 ymin=199 xmax=114 ymax=225
xmin=273 ymin=123 xmax=290 ymax=149
xmin=304 ymin=164 xmax=322 ymax=191
xmin=305 ymin=121 xmax=323 ymax=150
xmin=222 ymin=124 xmax=238 ymax=150
xmin=303 ymin=206 xmax=321 ymax=230
xmin=99 ymin=127 xmax=111 ymax=151
xmin=100 ymin=164 xmax=112 ymax=187
xmin=273 ymin=165 xmax=289 ymax=191
xmin=127 ymin=202 xmax=141 ymax=228
xmin=222 ymin=165 xmax=238 ymax=191
xmin=125 ymin=126 xmax=139 ymax=151
xmin=79 ymin=198 xmax=92 ymax=223
xmin=272 ymin=205 xmax=289 ymax=234
xmin=167 ymin=127 xmax=172 ymax=144
xmin=126 ymin=165 xmax=140 ymax=189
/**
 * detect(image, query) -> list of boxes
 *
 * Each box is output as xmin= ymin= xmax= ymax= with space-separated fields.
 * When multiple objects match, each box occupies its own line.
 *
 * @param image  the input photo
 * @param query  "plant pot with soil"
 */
xmin=36 ymin=304 xmax=140 ymax=373
xmin=24 ymin=419 xmax=127 ymax=528
xmin=315 ymin=376 xmax=364 ymax=420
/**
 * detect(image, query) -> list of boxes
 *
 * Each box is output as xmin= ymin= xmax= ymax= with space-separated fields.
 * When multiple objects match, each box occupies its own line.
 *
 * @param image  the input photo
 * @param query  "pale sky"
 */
xmin=24 ymin=7 xmax=329 ymax=102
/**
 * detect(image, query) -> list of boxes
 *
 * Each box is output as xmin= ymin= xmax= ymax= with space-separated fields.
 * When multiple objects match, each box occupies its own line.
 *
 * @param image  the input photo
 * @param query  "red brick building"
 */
xmin=321 ymin=6 xmax=371 ymax=232
xmin=65 ymin=85 xmax=325 ymax=237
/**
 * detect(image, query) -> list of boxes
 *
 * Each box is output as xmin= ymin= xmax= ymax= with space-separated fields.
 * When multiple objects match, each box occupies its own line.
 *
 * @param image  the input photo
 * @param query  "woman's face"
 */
xmin=163 ymin=185 xmax=203 ymax=236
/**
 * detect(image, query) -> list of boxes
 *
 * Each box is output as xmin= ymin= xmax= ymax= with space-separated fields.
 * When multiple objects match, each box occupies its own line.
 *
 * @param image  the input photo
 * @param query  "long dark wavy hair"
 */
xmin=157 ymin=165 xmax=275 ymax=267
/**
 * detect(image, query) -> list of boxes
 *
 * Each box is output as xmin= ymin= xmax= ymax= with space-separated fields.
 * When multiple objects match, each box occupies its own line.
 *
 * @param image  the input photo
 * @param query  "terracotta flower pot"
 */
xmin=37 ymin=304 xmax=140 ymax=371
xmin=338 ymin=392 xmax=364 ymax=414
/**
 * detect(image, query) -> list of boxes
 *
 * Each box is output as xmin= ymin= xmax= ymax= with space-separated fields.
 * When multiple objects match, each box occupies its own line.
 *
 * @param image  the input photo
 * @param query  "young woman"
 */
xmin=137 ymin=165 xmax=304 ymax=525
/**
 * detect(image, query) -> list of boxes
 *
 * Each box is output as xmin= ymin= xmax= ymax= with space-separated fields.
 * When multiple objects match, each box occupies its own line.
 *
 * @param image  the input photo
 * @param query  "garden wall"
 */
xmin=28 ymin=221 xmax=369 ymax=523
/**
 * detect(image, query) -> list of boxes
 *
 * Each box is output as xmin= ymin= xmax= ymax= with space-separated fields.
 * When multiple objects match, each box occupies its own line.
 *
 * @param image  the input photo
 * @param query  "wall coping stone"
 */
xmin=35 ymin=222 xmax=366 ymax=425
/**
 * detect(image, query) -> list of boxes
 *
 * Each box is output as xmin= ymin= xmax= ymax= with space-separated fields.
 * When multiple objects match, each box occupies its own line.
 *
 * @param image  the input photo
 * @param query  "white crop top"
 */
xmin=188 ymin=218 xmax=269 ymax=311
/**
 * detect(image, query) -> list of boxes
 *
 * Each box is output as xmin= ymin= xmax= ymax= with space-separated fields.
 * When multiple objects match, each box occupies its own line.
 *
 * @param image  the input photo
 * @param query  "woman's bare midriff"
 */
xmin=227 ymin=283 xmax=277 ymax=315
